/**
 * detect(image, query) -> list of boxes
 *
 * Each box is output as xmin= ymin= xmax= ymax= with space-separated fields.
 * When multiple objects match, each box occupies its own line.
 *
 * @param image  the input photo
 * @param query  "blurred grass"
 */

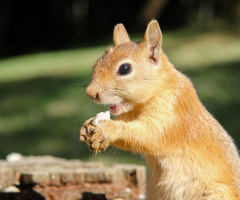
xmin=0 ymin=46 xmax=105 ymax=82
xmin=0 ymin=27 xmax=239 ymax=168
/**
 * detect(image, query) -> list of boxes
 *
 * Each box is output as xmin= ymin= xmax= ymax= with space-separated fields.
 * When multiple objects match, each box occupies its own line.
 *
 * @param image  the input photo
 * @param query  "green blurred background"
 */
xmin=0 ymin=0 xmax=239 ymax=167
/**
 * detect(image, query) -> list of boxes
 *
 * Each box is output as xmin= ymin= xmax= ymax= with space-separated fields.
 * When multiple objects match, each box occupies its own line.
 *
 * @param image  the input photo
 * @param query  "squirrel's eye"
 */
xmin=118 ymin=63 xmax=132 ymax=76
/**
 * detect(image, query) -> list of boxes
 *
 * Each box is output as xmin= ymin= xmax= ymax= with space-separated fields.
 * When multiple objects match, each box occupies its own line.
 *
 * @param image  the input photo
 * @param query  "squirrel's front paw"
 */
xmin=80 ymin=117 xmax=111 ymax=156
xmin=89 ymin=127 xmax=110 ymax=155
xmin=80 ymin=117 xmax=95 ymax=144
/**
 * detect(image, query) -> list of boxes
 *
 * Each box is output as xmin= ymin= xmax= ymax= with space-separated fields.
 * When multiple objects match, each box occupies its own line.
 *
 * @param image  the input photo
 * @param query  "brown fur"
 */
xmin=80 ymin=20 xmax=240 ymax=199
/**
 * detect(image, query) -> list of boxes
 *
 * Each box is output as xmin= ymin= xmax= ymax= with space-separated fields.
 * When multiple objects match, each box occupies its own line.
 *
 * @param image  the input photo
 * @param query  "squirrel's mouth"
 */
xmin=109 ymin=103 xmax=124 ymax=115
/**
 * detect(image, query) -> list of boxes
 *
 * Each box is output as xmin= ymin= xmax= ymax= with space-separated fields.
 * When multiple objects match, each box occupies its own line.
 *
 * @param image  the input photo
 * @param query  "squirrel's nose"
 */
xmin=86 ymin=85 xmax=100 ymax=101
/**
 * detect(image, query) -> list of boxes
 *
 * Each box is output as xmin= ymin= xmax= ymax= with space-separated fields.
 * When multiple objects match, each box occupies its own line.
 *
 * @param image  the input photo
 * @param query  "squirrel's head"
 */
xmin=86 ymin=20 xmax=169 ymax=115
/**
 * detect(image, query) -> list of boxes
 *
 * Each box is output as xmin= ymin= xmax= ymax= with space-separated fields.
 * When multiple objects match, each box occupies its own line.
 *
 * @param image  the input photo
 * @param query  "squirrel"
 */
xmin=80 ymin=20 xmax=240 ymax=199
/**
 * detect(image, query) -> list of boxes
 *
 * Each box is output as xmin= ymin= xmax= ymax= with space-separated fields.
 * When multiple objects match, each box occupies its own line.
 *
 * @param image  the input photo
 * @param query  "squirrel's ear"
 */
xmin=142 ymin=20 xmax=162 ymax=64
xmin=113 ymin=23 xmax=130 ymax=45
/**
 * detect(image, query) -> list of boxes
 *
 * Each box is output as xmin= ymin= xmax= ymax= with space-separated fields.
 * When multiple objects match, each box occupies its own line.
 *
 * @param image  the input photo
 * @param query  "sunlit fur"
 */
xmin=85 ymin=20 xmax=240 ymax=199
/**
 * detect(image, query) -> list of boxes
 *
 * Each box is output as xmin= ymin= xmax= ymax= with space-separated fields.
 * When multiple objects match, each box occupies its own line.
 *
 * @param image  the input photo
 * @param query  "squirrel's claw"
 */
xmin=89 ymin=129 xmax=110 ymax=153
xmin=80 ymin=127 xmax=89 ymax=143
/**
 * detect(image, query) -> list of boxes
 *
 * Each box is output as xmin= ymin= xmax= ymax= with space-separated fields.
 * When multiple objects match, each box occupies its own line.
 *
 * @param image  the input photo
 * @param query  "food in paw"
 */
xmin=92 ymin=111 xmax=110 ymax=126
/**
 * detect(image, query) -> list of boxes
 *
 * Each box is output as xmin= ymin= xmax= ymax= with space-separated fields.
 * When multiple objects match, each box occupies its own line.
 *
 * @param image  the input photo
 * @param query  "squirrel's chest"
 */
xmin=145 ymin=153 xmax=204 ymax=200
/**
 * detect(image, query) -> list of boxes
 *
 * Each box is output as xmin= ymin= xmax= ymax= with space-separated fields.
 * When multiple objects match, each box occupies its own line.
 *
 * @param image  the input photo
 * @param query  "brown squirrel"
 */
xmin=80 ymin=20 xmax=240 ymax=199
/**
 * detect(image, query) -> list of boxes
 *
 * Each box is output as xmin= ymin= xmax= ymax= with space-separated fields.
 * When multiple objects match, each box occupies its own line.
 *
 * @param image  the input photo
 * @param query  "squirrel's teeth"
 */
xmin=109 ymin=104 xmax=118 ymax=114
xmin=110 ymin=104 xmax=116 ymax=109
